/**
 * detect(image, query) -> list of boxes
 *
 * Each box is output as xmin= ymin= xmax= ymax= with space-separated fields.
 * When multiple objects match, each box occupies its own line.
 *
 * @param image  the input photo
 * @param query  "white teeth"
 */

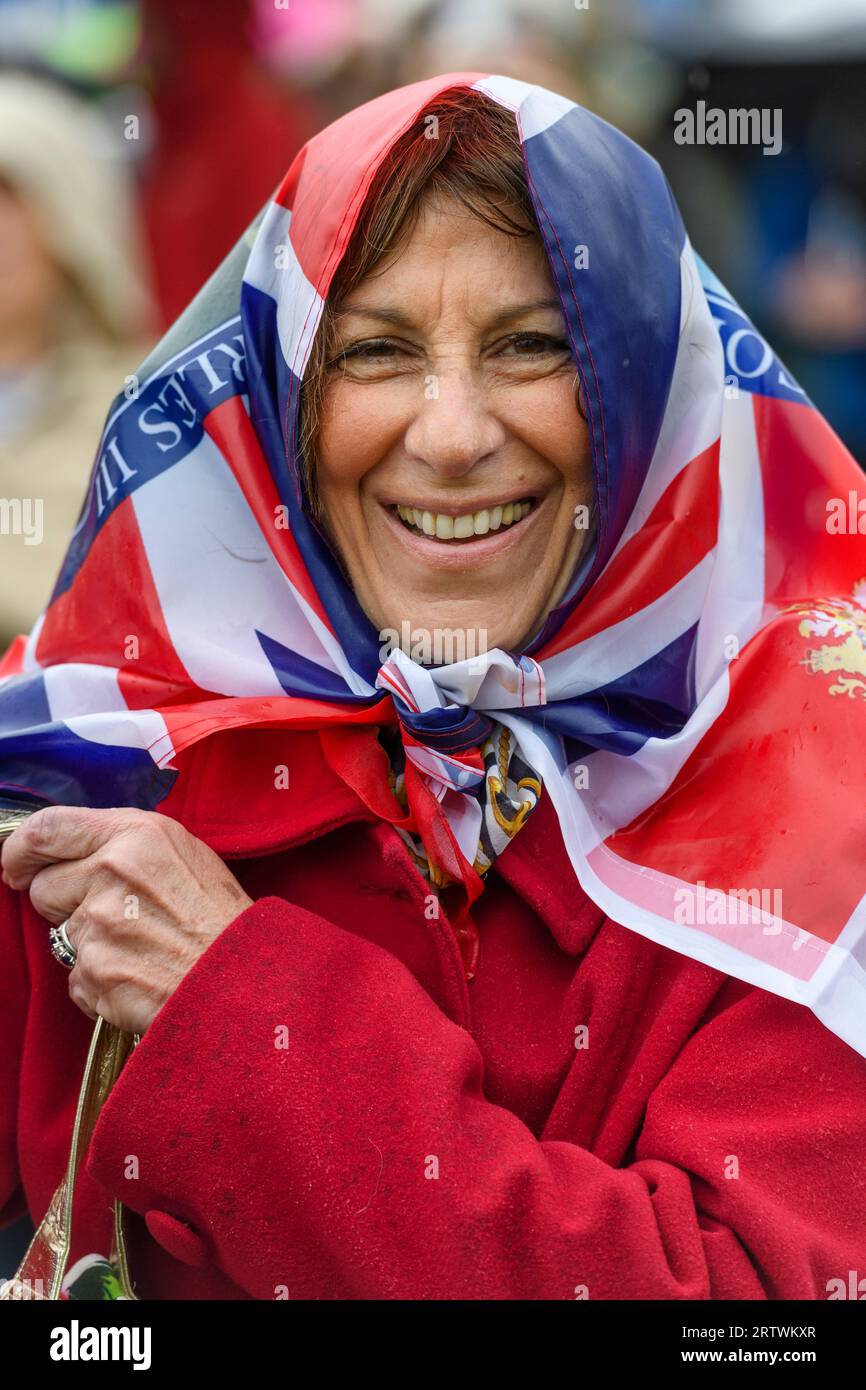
xmin=393 ymin=498 xmax=533 ymax=541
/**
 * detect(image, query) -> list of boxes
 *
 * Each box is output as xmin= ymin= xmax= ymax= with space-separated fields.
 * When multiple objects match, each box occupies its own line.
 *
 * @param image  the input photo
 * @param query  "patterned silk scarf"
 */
xmin=380 ymin=722 xmax=542 ymax=887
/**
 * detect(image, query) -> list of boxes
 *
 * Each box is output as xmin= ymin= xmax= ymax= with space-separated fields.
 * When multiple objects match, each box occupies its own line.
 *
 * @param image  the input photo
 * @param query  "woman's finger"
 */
xmin=27 ymin=856 xmax=96 ymax=925
xmin=1 ymin=805 xmax=139 ymax=890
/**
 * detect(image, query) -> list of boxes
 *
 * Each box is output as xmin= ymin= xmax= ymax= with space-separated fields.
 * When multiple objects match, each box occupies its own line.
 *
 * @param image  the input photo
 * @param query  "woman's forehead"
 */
xmin=337 ymin=201 xmax=556 ymax=315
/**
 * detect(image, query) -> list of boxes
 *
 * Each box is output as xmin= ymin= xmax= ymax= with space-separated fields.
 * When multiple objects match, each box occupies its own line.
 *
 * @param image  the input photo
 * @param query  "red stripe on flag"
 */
xmin=279 ymin=72 xmax=487 ymax=293
xmin=604 ymin=605 xmax=866 ymax=944
xmin=539 ymin=438 xmax=720 ymax=659
xmin=160 ymin=691 xmax=394 ymax=759
xmin=275 ymin=144 xmax=306 ymax=215
xmin=0 ymin=634 xmax=27 ymax=677
xmin=34 ymin=496 xmax=197 ymax=707
xmin=755 ymin=393 xmax=866 ymax=603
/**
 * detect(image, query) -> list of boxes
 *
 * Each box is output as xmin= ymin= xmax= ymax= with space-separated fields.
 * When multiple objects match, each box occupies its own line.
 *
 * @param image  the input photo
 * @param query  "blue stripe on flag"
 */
xmin=525 ymin=623 xmax=699 ymax=756
xmin=521 ymin=105 xmax=685 ymax=578
xmin=51 ymin=318 xmax=250 ymax=602
xmin=242 ymin=284 xmax=384 ymax=683
xmin=0 ymin=671 xmax=52 ymax=733
xmin=696 ymin=256 xmax=811 ymax=405
xmin=256 ymin=630 xmax=373 ymax=702
xmin=0 ymin=723 xmax=177 ymax=808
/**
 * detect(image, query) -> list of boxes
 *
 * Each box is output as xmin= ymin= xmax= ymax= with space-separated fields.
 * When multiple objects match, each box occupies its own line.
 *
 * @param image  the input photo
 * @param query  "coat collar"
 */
xmin=492 ymin=788 xmax=605 ymax=957
xmin=156 ymin=725 xmax=378 ymax=858
xmin=158 ymin=722 xmax=604 ymax=957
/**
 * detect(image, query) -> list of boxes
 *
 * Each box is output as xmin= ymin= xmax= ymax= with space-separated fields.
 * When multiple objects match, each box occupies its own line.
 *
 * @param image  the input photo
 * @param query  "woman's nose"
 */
xmin=402 ymin=368 xmax=508 ymax=478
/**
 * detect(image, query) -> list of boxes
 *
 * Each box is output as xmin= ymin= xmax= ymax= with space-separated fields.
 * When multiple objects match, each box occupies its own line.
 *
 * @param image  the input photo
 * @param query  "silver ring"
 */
xmin=49 ymin=918 xmax=77 ymax=970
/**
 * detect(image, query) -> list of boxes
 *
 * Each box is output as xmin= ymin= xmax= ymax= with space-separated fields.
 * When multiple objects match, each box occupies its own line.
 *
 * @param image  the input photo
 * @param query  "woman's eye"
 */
xmin=331 ymin=339 xmax=406 ymax=367
xmin=499 ymin=333 xmax=570 ymax=357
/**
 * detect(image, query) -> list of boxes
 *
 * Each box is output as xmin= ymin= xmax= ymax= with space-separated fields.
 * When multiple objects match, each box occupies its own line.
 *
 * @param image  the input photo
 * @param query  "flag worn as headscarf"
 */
xmin=2 ymin=74 xmax=866 ymax=1057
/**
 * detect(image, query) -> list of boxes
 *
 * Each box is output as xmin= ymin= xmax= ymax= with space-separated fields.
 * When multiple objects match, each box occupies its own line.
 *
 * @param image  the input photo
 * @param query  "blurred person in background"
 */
xmin=387 ymin=0 xmax=588 ymax=100
xmin=136 ymin=0 xmax=321 ymax=328
xmin=604 ymin=0 xmax=866 ymax=461
xmin=0 ymin=70 xmax=152 ymax=649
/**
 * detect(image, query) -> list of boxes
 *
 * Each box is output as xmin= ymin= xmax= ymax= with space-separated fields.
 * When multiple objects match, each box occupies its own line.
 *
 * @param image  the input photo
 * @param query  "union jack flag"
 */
xmin=2 ymin=74 xmax=865 ymax=1056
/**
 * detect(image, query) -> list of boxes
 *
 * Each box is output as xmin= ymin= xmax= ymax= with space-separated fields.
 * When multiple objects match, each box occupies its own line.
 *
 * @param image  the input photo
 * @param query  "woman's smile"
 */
xmin=311 ymin=195 xmax=594 ymax=653
xmin=377 ymin=491 xmax=546 ymax=569
xmin=390 ymin=493 xmax=534 ymax=539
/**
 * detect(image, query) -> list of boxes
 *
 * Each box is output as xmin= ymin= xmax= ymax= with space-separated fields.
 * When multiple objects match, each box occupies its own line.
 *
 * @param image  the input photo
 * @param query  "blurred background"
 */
xmin=1 ymin=0 xmax=865 ymax=1268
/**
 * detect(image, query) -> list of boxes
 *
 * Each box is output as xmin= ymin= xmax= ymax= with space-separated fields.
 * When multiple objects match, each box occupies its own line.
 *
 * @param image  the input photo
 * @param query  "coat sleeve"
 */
xmin=0 ymin=879 xmax=29 ymax=1228
xmin=84 ymin=895 xmax=866 ymax=1300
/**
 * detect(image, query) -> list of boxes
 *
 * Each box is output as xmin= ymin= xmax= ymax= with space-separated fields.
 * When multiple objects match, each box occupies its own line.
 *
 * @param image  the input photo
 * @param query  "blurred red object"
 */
xmin=139 ymin=0 xmax=321 ymax=328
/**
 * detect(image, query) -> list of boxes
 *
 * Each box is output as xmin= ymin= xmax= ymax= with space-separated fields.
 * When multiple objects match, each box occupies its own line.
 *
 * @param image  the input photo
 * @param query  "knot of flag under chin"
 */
xmin=371 ymin=647 xmax=548 ymax=976
xmin=375 ymin=645 xmax=546 ymax=791
xmin=321 ymin=648 xmax=546 ymax=979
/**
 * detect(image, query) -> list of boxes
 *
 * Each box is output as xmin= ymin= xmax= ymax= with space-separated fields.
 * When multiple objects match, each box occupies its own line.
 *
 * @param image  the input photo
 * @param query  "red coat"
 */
xmin=2 ymin=725 xmax=866 ymax=1300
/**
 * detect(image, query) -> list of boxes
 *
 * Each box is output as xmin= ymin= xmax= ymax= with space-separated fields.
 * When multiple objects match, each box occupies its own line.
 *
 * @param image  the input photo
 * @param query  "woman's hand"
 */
xmin=0 ymin=806 xmax=254 ymax=1035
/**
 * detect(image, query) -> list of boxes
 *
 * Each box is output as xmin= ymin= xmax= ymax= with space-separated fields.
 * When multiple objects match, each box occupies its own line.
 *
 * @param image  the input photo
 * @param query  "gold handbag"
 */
xmin=0 ymin=805 xmax=139 ymax=1301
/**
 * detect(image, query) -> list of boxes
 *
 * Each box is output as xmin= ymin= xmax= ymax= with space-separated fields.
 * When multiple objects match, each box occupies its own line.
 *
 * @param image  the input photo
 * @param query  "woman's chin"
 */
xmin=327 ymin=504 xmax=578 ymax=658
xmin=375 ymin=603 xmax=540 ymax=661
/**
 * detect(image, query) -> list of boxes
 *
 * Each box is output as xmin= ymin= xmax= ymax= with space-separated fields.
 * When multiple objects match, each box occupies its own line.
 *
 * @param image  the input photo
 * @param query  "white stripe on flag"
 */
xmin=694 ymin=386 xmax=766 ymax=701
xmin=472 ymin=75 xmax=576 ymax=138
xmin=63 ymin=708 xmax=174 ymax=767
xmin=43 ymin=662 xmax=175 ymax=767
xmin=542 ymin=550 xmax=715 ymax=700
xmin=45 ymin=663 xmax=129 ymax=720
xmin=611 ymin=243 xmax=724 ymax=560
xmin=132 ymin=431 xmax=369 ymax=697
xmin=243 ymin=202 xmax=324 ymax=379
xmin=811 ymin=893 xmax=866 ymax=1058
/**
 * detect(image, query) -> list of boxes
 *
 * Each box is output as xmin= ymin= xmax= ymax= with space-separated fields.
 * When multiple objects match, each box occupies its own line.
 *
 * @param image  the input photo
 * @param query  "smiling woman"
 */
xmin=301 ymin=92 xmax=593 ymax=652
xmin=1 ymin=74 xmax=866 ymax=1305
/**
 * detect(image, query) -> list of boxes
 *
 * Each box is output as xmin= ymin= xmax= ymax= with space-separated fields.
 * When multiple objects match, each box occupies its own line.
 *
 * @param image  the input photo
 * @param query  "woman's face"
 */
xmin=314 ymin=196 xmax=594 ymax=656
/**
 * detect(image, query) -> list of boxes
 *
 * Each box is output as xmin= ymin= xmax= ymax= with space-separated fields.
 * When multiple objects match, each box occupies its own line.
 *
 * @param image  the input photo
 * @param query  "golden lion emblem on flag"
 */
xmin=788 ymin=581 xmax=866 ymax=699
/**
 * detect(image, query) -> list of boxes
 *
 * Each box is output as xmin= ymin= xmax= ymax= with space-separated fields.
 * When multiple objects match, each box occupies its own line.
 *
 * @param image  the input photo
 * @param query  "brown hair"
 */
xmin=298 ymin=88 xmax=572 ymax=517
